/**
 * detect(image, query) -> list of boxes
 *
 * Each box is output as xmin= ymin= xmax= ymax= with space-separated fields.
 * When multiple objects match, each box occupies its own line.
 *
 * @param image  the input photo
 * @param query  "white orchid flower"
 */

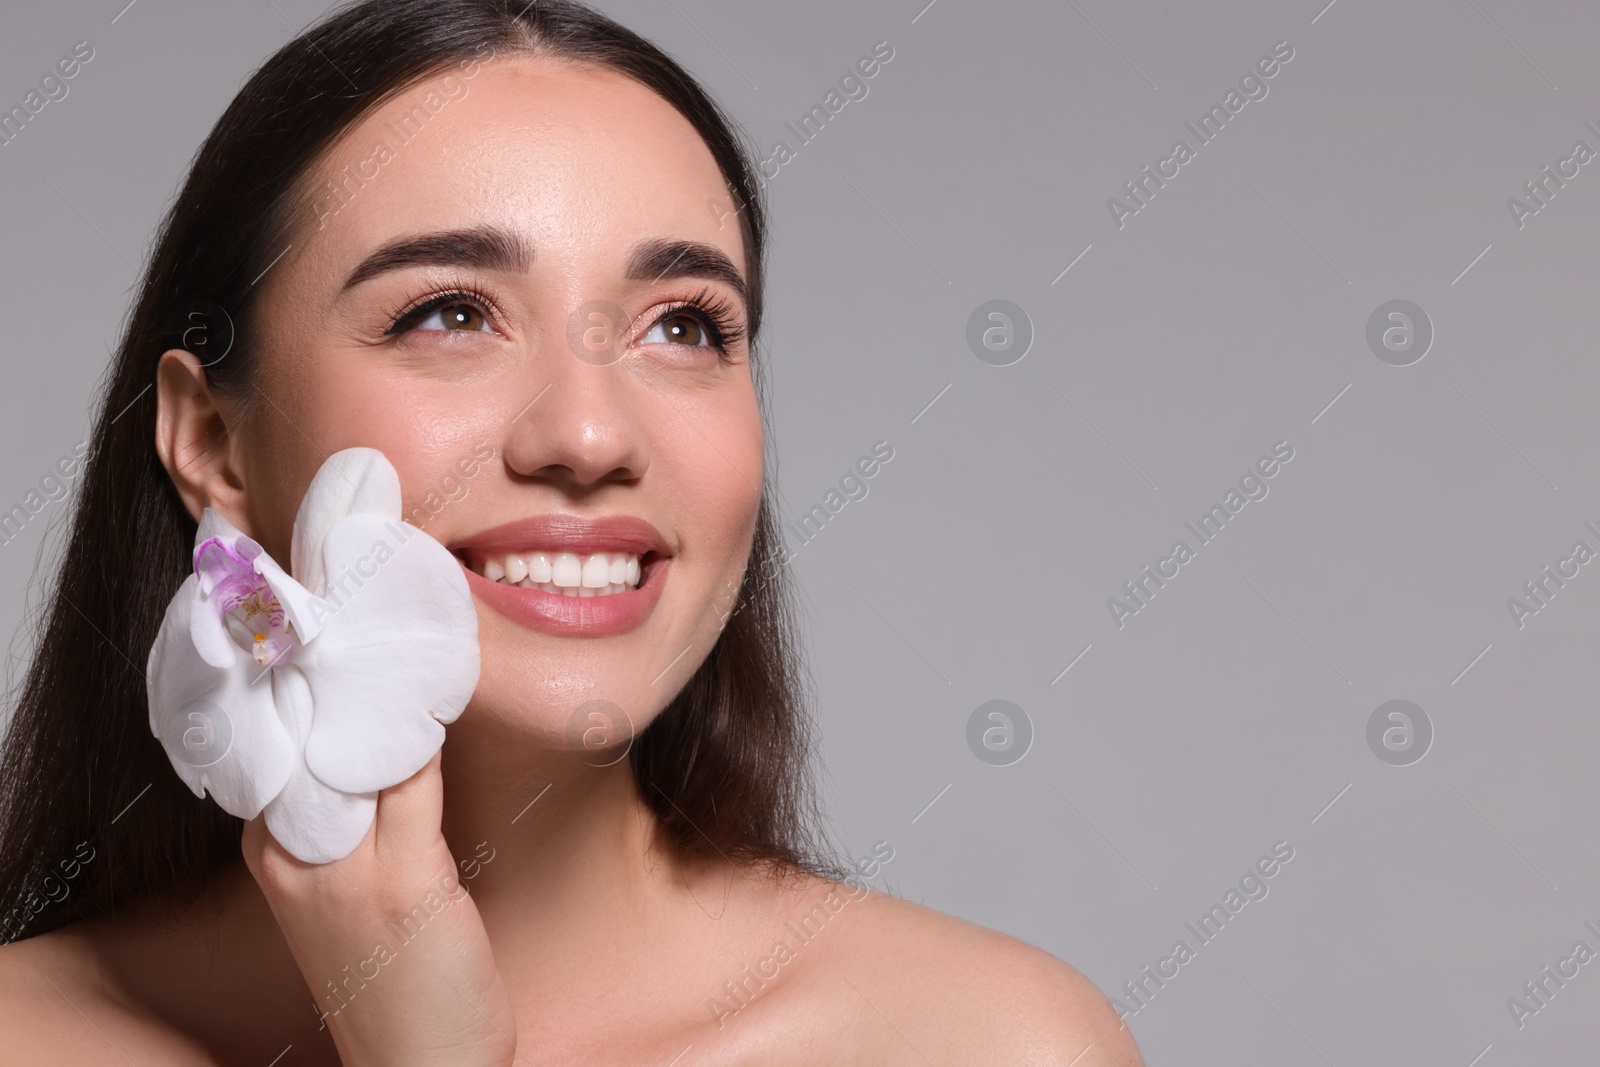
xmin=146 ymin=448 xmax=480 ymax=863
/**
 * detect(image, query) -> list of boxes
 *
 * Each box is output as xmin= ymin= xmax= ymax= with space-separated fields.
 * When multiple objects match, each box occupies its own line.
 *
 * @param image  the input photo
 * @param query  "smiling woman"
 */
xmin=0 ymin=1 xmax=1141 ymax=1063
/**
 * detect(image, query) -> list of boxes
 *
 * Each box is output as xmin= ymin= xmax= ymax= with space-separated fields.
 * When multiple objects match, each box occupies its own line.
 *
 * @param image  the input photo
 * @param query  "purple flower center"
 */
xmin=195 ymin=535 xmax=293 ymax=665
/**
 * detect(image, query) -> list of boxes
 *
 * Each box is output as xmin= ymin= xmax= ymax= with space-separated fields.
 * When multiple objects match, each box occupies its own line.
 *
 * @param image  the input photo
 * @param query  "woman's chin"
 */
xmin=451 ymin=681 xmax=659 ymax=752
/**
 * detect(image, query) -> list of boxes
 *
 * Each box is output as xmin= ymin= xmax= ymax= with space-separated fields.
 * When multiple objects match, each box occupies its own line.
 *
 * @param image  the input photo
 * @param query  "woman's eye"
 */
xmin=413 ymin=302 xmax=491 ymax=332
xmin=642 ymin=312 xmax=710 ymax=347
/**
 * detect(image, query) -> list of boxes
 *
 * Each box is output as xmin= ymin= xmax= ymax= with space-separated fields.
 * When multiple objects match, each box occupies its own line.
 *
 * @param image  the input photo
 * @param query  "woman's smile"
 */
xmin=451 ymin=512 xmax=671 ymax=636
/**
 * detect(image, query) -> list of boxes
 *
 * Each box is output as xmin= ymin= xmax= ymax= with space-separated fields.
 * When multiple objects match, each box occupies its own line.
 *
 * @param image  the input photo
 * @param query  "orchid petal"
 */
xmin=194 ymin=507 xmax=241 ymax=562
xmin=299 ymin=512 xmax=479 ymax=794
xmin=262 ymin=664 xmax=377 ymax=863
xmin=254 ymin=551 xmax=328 ymax=645
xmin=187 ymin=576 xmax=239 ymax=670
xmin=147 ymin=575 xmax=296 ymax=817
xmin=291 ymin=448 xmax=403 ymax=598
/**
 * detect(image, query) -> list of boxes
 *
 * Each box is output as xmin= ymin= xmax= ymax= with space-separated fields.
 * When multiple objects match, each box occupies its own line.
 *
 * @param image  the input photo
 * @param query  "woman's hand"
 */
xmin=241 ymin=751 xmax=518 ymax=1067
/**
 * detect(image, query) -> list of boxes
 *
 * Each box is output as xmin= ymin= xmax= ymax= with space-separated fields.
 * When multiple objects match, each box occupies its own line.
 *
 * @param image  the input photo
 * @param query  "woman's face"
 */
xmin=230 ymin=55 xmax=763 ymax=747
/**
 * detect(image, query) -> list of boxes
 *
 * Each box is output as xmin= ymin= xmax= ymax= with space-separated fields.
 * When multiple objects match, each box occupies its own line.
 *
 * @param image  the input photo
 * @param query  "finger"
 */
xmin=373 ymin=748 xmax=445 ymax=861
xmin=240 ymin=813 xmax=268 ymax=879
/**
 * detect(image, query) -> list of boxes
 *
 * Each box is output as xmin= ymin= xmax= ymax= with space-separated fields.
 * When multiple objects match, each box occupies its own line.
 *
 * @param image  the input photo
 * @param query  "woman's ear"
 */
xmin=154 ymin=348 xmax=252 ymax=532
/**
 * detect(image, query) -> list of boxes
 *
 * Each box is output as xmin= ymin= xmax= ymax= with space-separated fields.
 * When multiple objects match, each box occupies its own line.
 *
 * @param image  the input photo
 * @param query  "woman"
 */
xmin=0 ymin=1 xmax=1142 ymax=1062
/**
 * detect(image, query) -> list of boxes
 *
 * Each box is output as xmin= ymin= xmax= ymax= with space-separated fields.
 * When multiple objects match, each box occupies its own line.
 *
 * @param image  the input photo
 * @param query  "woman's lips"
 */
xmin=450 ymin=514 xmax=671 ymax=636
xmin=452 ymin=513 xmax=666 ymax=557
xmin=460 ymin=555 xmax=668 ymax=636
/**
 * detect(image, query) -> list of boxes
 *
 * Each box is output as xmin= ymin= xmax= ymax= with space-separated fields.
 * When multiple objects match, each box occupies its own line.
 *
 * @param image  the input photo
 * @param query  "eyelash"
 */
xmin=658 ymin=286 xmax=746 ymax=353
xmin=382 ymin=279 xmax=503 ymax=338
xmin=381 ymin=279 xmax=747 ymax=356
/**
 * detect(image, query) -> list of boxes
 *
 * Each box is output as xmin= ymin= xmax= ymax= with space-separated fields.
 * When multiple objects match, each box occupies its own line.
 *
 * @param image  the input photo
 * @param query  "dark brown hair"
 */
xmin=0 ymin=0 xmax=833 ymax=942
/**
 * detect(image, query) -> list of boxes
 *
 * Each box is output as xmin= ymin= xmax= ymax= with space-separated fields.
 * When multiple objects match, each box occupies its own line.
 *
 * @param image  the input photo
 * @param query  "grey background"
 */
xmin=3 ymin=0 xmax=1598 ymax=1062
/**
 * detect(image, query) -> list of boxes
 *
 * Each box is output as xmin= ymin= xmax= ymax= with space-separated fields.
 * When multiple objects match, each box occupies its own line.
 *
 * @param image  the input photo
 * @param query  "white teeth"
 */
xmin=473 ymin=548 xmax=646 ymax=596
xmin=529 ymin=552 xmax=553 ymax=583
xmin=504 ymin=554 xmax=528 ymax=583
xmin=552 ymin=552 xmax=582 ymax=587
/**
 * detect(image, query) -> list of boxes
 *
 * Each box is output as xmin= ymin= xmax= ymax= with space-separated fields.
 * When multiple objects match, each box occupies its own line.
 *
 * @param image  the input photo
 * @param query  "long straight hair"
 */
xmin=0 ymin=0 xmax=832 ymax=942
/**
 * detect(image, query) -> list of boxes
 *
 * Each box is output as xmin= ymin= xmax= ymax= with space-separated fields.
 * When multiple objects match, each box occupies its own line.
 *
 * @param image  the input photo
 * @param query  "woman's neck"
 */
xmin=433 ymin=720 xmax=793 ymax=1031
xmin=436 ymin=721 xmax=681 ymax=962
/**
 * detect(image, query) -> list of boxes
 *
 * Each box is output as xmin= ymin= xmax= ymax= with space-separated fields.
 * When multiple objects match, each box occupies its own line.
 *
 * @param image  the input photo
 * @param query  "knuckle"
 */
xmin=250 ymin=840 xmax=330 ymax=900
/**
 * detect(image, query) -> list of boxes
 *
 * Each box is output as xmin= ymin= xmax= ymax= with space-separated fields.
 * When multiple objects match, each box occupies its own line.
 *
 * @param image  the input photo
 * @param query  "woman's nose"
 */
xmin=498 ymin=315 xmax=650 ymax=493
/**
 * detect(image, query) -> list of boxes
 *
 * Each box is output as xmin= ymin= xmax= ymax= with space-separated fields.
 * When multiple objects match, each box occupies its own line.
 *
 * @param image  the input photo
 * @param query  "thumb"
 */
xmin=372 ymin=748 xmax=447 ymax=864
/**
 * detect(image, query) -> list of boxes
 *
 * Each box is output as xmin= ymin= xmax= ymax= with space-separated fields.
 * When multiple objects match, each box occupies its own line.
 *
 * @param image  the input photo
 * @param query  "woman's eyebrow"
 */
xmin=625 ymin=238 xmax=747 ymax=306
xmin=339 ymin=226 xmax=534 ymax=293
xmin=337 ymin=229 xmax=746 ymax=305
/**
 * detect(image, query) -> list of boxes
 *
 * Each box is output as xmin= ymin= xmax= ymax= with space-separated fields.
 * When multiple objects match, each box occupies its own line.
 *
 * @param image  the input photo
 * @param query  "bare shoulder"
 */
xmin=798 ymin=881 xmax=1144 ymax=1066
xmin=0 ymin=927 xmax=120 ymax=1062
xmin=0 ymin=926 xmax=211 ymax=1065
